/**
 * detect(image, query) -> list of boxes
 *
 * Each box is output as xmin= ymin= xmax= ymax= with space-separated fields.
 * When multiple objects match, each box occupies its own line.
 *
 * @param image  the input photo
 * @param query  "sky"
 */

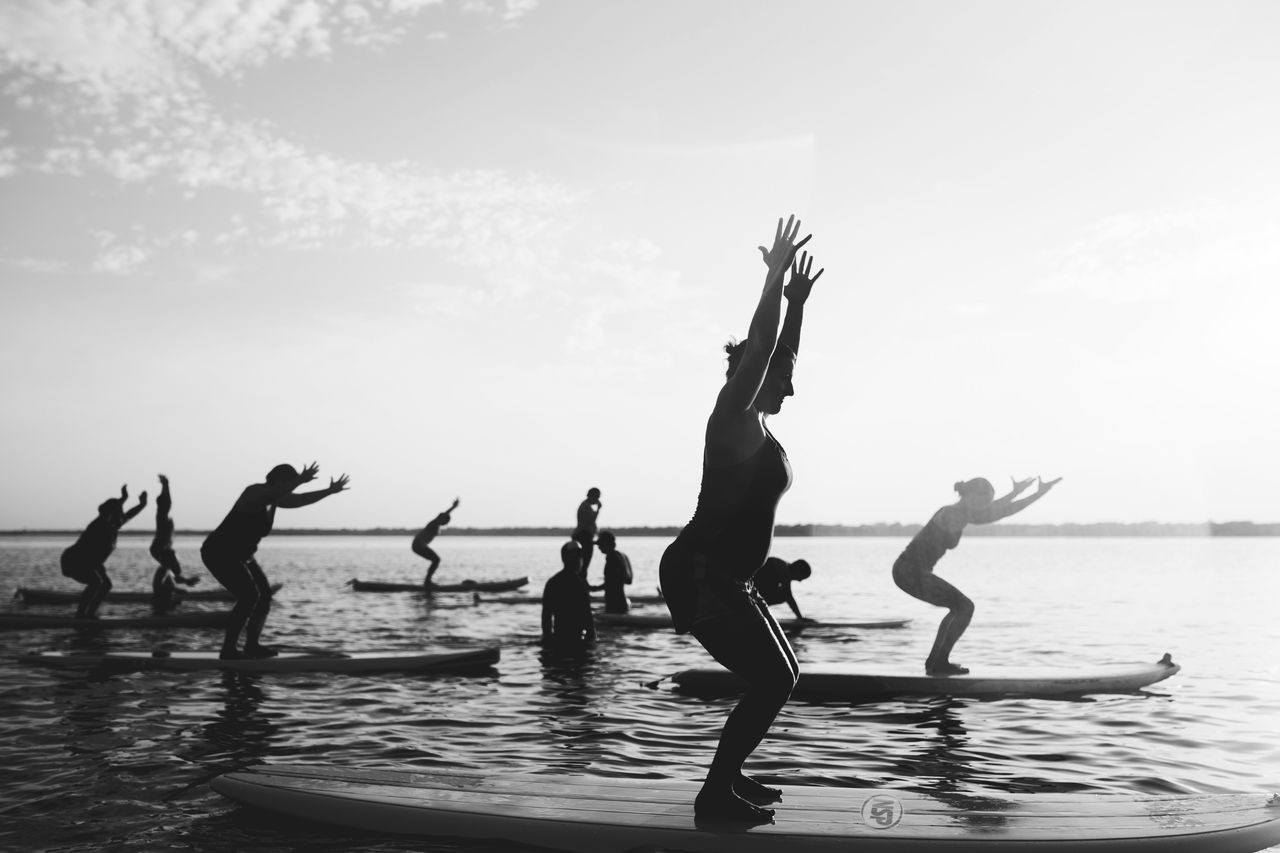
xmin=1 ymin=0 xmax=1278 ymax=531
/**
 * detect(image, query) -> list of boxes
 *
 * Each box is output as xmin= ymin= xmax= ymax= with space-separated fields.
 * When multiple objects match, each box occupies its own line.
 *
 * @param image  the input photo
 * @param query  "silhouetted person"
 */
xmin=591 ymin=531 xmax=633 ymax=614
xmin=201 ymin=462 xmax=349 ymax=659
xmin=150 ymin=474 xmax=199 ymax=613
xmin=572 ymin=487 xmax=602 ymax=572
xmin=412 ymin=497 xmax=459 ymax=586
xmin=753 ymin=557 xmax=812 ymax=621
xmin=542 ymin=540 xmax=596 ymax=650
xmin=61 ymin=485 xmax=148 ymax=619
xmin=894 ymin=475 xmax=1061 ymax=675
xmin=658 ymin=215 xmax=820 ymax=823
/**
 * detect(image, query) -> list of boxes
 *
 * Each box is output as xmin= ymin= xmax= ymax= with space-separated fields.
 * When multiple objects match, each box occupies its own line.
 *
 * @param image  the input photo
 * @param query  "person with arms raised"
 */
xmin=201 ymin=462 xmax=348 ymax=659
xmin=412 ymin=496 xmax=459 ymax=587
xmin=150 ymin=474 xmax=200 ymax=613
xmin=893 ymin=475 xmax=1061 ymax=675
xmin=658 ymin=215 xmax=822 ymax=823
xmin=61 ymin=484 xmax=148 ymax=619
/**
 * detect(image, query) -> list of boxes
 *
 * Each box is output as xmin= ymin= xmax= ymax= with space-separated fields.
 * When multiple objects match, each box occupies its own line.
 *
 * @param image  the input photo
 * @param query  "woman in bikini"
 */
xmin=659 ymin=215 xmax=822 ymax=823
xmin=893 ymin=475 xmax=1061 ymax=675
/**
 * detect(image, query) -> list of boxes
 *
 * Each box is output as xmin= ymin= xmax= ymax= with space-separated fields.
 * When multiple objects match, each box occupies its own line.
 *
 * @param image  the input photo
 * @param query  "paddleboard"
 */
xmin=211 ymin=763 xmax=1280 ymax=853
xmin=15 ymin=584 xmax=281 ymax=605
xmin=18 ymin=646 xmax=500 ymax=673
xmin=672 ymin=655 xmax=1181 ymax=700
xmin=349 ymin=577 xmax=529 ymax=593
xmin=482 ymin=593 xmax=667 ymax=605
xmin=597 ymin=612 xmax=910 ymax=630
xmin=0 ymin=610 xmax=230 ymax=630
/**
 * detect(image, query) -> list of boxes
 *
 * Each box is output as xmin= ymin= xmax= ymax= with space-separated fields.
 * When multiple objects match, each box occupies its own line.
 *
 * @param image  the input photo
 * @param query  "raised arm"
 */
xmin=716 ymin=216 xmax=811 ymax=414
xmin=276 ymin=474 xmax=350 ymax=509
xmin=970 ymin=477 xmax=1061 ymax=524
xmin=121 ymin=491 xmax=148 ymax=525
xmin=778 ymin=250 xmax=823 ymax=357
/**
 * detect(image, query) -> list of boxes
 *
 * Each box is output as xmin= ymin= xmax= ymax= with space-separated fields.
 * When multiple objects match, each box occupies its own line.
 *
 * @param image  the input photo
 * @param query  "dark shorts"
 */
xmin=60 ymin=548 xmax=103 ymax=585
xmin=893 ymin=555 xmax=967 ymax=609
xmin=201 ymin=546 xmax=272 ymax=602
xmin=660 ymin=540 xmax=761 ymax=634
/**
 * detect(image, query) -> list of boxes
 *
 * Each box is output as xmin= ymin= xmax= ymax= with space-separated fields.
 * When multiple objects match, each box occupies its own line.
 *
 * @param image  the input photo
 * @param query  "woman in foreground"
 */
xmin=659 ymin=215 xmax=821 ymax=823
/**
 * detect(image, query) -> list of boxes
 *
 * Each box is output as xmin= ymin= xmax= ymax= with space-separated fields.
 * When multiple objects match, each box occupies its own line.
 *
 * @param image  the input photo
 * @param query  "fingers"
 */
xmin=810 ymin=267 xmax=825 ymax=283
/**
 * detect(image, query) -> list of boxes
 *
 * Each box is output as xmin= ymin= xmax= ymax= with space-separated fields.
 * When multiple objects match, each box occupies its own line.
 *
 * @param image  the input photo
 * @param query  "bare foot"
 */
xmin=926 ymin=661 xmax=969 ymax=676
xmin=735 ymin=774 xmax=782 ymax=804
xmin=695 ymin=786 xmax=775 ymax=823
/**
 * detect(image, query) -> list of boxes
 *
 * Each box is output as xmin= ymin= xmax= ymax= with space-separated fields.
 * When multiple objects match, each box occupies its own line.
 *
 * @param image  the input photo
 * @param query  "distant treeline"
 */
xmin=7 ymin=521 xmax=1278 ymax=537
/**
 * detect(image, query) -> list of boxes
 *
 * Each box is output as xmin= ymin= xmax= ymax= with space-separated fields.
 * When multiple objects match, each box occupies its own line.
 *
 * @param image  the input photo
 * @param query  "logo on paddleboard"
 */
xmin=861 ymin=794 xmax=904 ymax=829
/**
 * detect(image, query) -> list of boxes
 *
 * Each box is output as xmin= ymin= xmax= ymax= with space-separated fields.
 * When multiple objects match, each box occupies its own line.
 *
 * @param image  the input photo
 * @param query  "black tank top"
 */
xmin=65 ymin=515 xmax=120 ymax=564
xmin=899 ymin=511 xmax=963 ymax=571
xmin=678 ymin=429 xmax=792 ymax=581
xmin=205 ymin=495 xmax=275 ymax=557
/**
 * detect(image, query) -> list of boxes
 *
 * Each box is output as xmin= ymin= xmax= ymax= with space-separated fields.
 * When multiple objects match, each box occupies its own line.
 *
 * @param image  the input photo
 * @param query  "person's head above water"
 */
xmin=954 ymin=477 xmax=996 ymax=504
xmin=560 ymin=539 xmax=583 ymax=570
xmin=265 ymin=464 xmax=298 ymax=485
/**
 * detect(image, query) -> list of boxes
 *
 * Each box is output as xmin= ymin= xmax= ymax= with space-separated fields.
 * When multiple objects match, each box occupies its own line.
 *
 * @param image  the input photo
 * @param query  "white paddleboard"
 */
xmin=597 ymin=612 xmax=910 ymax=630
xmin=349 ymin=577 xmax=528 ymax=593
xmin=673 ymin=655 xmax=1181 ymax=700
xmin=18 ymin=646 xmax=500 ymax=673
xmin=0 ymin=610 xmax=229 ymax=630
xmin=211 ymin=763 xmax=1280 ymax=853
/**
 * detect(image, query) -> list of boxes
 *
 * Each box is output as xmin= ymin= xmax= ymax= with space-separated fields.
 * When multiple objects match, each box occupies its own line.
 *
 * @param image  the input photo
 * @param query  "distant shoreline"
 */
xmin=4 ymin=522 xmax=1278 ymax=537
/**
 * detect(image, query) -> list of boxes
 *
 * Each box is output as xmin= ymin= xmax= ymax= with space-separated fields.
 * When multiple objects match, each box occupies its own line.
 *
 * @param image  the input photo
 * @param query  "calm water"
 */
xmin=1 ymin=534 xmax=1278 ymax=852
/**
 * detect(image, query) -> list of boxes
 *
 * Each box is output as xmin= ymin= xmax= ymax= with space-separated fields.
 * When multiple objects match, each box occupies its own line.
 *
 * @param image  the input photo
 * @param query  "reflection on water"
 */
xmin=0 ymin=534 xmax=1278 ymax=852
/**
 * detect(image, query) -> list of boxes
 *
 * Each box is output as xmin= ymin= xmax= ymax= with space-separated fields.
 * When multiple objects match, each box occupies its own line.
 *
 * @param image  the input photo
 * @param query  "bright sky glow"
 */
xmin=2 ymin=0 xmax=1278 ymax=530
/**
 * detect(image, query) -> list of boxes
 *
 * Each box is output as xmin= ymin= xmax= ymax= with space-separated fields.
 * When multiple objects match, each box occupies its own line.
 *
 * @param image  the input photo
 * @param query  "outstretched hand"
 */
xmin=1010 ymin=476 xmax=1035 ymax=495
xmin=1037 ymin=476 xmax=1063 ymax=492
xmin=451 ymin=497 xmax=460 ymax=510
xmin=137 ymin=491 xmax=148 ymax=506
xmin=758 ymin=215 xmax=812 ymax=280
xmin=784 ymin=250 xmax=824 ymax=303
xmin=298 ymin=462 xmax=320 ymax=484
xmin=330 ymin=474 xmax=351 ymax=493
xmin=120 ymin=484 xmax=128 ymax=500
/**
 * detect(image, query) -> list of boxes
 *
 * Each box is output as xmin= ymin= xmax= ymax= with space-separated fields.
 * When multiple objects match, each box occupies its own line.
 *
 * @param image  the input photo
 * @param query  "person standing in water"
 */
xmin=658 ymin=215 xmax=821 ymax=823
xmin=412 ymin=497 xmax=459 ymax=587
xmin=150 ymin=474 xmax=200 ymax=613
xmin=592 ymin=531 xmax=633 ymax=614
xmin=541 ymin=540 xmax=596 ymax=650
xmin=201 ymin=462 xmax=349 ymax=659
xmin=572 ymin=487 xmax=602 ymax=573
xmin=61 ymin=485 xmax=148 ymax=619
xmin=893 ymin=475 xmax=1062 ymax=676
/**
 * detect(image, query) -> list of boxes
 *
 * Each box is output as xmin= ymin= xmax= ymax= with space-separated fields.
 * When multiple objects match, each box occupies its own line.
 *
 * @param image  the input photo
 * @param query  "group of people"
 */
xmin=55 ymin=215 xmax=1063 ymax=824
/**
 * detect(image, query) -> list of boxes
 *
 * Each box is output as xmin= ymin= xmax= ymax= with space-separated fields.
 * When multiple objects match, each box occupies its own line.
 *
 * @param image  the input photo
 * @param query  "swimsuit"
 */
xmin=660 ymin=429 xmax=792 ymax=633
xmin=892 ymin=511 xmax=964 ymax=599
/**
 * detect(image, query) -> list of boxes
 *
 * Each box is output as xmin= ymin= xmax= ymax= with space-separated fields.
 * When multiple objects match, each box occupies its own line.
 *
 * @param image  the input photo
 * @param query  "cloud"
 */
xmin=0 ymin=0 xmax=569 ymax=276
xmin=1033 ymin=201 xmax=1280 ymax=303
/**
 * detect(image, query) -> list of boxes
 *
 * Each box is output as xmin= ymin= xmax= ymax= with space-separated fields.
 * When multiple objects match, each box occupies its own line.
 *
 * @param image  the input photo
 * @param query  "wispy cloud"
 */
xmin=0 ymin=0 xmax=559 ymax=272
xmin=1034 ymin=201 xmax=1280 ymax=303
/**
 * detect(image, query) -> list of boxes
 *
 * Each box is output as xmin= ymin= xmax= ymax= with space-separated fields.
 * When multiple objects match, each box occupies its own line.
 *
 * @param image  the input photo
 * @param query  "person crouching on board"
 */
xmin=541 ymin=540 xmax=596 ymax=652
xmin=753 ymin=557 xmax=812 ymax=622
xmin=61 ymin=484 xmax=148 ymax=619
xmin=590 ymin=531 xmax=633 ymax=614
xmin=151 ymin=474 xmax=200 ymax=614
xmin=657 ymin=215 xmax=820 ymax=824
xmin=201 ymin=462 xmax=349 ymax=660
xmin=892 ymin=475 xmax=1061 ymax=676
xmin=412 ymin=496 xmax=459 ymax=588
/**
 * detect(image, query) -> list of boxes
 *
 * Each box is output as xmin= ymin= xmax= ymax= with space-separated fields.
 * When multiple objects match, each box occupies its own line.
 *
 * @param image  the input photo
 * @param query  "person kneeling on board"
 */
xmin=61 ymin=484 xmax=148 ymax=619
xmin=542 ymin=540 xmax=596 ymax=651
xmin=151 ymin=474 xmax=200 ymax=614
xmin=752 ymin=557 xmax=812 ymax=621
xmin=892 ymin=475 xmax=1060 ymax=676
xmin=590 ymin=531 xmax=633 ymax=614
xmin=201 ymin=462 xmax=349 ymax=659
